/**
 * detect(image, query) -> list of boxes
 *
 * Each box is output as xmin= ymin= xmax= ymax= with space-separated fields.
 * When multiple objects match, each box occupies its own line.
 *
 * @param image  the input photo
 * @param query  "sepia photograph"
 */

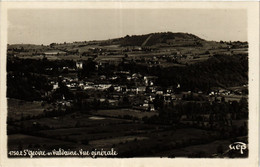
xmin=0 ymin=1 xmax=259 ymax=167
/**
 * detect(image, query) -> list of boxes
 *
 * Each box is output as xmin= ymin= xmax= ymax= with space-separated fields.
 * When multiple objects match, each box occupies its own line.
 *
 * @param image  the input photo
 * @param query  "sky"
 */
xmin=8 ymin=9 xmax=247 ymax=45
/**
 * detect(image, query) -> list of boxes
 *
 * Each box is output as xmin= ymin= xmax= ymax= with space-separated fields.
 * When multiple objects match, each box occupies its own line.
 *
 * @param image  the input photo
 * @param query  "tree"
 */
xmin=123 ymin=96 xmax=129 ymax=104
xmin=92 ymin=98 xmax=100 ymax=110
xmin=108 ymin=86 xmax=114 ymax=92
xmin=50 ymin=43 xmax=56 ymax=48
xmin=221 ymin=97 xmax=225 ymax=103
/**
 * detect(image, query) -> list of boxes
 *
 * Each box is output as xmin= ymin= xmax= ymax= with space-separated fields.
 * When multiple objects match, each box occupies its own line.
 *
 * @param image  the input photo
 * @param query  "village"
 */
xmin=43 ymin=54 xmax=247 ymax=115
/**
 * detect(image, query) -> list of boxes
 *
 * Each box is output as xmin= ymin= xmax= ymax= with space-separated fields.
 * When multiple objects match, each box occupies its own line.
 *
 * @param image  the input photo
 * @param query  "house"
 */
xmin=174 ymin=94 xmax=183 ymax=100
xmin=76 ymin=61 xmax=83 ymax=69
xmin=112 ymin=94 xmax=120 ymax=100
xmin=83 ymin=85 xmax=95 ymax=90
xmin=149 ymin=95 xmax=155 ymax=102
xmin=45 ymin=67 xmax=53 ymax=71
xmin=219 ymin=89 xmax=226 ymax=93
xmin=163 ymin=94 xmax=172 ymax=103
xmin=97 ymin=84 xmax=111 ymax=90
xmin=53 ymin=82 xmax=59 ymax=90
xmin=143 ymin=103 xmax=149 ymax=107
xmin=150 ymin=104 xmax=155 ymax=112
xmin=100 ymin=75 xmax=106 ymax=80
xmin=95 ymin=64 xmax=99 ymax=70
xmin=57 ymin=100 xmax=71 ymax=107
xmin=127 ymin=76 xmax=132 ymax=80
xmin=136 ymin=86 xmax=146 ymax=94
xmin=171 ymin=94 xmax=176 ymax=100
xmin=141 ymin=103 xmax=156 ymax=112
xmin=156 ymin=91 xmax=163 ymax=95
xmin=167 ymin=88 xmax=173 ymax=93
xmin=131 ymin=88 xmax=137 ymax=92
xmin=180 ymin=114 xmax=187 ymax=121
xmin=144 ymin=76 xmax=157 ymax=86
xmin=78 ymin=82 xmax=84 ymax=89
xmin=126 ymin=88 xmax=131 ymax=92
xmin=108 ymin=99 xmax=119 ymax=106
xmin=132 ymin=73 xmax=142 ymax=79
xmin=114 ymin=86 xmax=122 ymax=92
xmin=99 ymin=98 xmax=106 ymax=102
xmin=110 ymin=76 xmax=118 ymax=80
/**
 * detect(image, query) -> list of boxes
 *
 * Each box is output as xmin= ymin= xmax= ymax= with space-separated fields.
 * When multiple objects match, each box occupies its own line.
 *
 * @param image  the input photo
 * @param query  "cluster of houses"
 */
xmin=47 ymin=67 xmax=185 ymax=112
xmin=209 ymin=89 xmax=231 ymax=96
xmin=45 ymin=57 xmax=247 ymax=114
xmin=209 ymin=87 xmax=246 ymax=96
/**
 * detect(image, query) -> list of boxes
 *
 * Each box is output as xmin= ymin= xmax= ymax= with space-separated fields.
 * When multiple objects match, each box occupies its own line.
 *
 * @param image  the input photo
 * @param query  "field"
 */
xmin=8 ymin=116 xmax=222 ymax=157
xmin=18 ymin=54 xmax=92 ymax=61
xmin=156 ymin=134 xmax=248 ymax=158
xmin=8 ymin=106 xmax=225 ymax=157
xmin=155 ymin=139 xmax=232 ymax=157
xmin=8 ymin=134 xmax=71 ymax=150
xmin=35 ymin=125 xmax=157 ymax=149
xmin=223 ymin=95 xmax=246 ymax=102
xmin=7 ymin=98 xmax=50 ymax=120
xmin=93 ymin=109 xmax=158 ymax=119
xmin=13 ymin=113 xmax=132 ymax=129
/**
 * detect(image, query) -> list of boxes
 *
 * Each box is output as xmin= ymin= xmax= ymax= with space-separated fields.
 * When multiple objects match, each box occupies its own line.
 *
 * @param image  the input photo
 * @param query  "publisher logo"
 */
xmin=229 ymin=142 xmax=247 ymax=154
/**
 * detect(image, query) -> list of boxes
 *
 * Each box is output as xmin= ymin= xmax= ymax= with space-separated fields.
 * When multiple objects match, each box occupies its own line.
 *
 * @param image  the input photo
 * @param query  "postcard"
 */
xmin=0 ymin=1 xmax=259 ymax=167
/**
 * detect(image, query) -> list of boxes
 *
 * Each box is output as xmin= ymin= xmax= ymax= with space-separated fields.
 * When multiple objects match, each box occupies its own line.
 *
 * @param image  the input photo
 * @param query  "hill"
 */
xmin=111 ymin=32 xmax=205 ymax=47
xmin=7 ymin=32 xmax=248 ymax=58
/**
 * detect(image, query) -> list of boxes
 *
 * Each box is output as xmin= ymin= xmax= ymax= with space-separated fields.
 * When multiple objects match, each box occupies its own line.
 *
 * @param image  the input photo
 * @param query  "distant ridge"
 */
xmin=8 ymin=32 xmax=208 ymax=47
xmin=110 ymin=32 xmax=205 ymax=47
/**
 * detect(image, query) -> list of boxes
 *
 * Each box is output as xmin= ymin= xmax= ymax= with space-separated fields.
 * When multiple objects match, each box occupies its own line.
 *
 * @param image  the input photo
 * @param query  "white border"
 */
xmin=0 ymin=2 xmax=259 ymax=167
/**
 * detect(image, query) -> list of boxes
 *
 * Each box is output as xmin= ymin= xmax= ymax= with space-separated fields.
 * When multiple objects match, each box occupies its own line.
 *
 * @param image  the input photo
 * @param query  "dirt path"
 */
xmin=141 ymin=35 xmax=153 ymax=47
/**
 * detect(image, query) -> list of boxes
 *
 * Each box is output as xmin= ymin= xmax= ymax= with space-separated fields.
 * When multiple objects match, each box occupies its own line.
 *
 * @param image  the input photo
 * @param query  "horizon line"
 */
xmin=7 ymin=31 xmax=248 ymax=46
